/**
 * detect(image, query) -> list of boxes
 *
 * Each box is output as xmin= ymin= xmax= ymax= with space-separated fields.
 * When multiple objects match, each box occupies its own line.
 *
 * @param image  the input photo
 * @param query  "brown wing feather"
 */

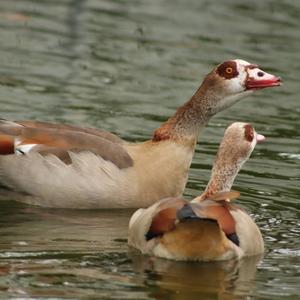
xmin=0 ymin=119 xmax=23 ymax=136
xmin=17 ymin=120 xmax=124 ymax=144
xmin=19 ymin=128 xmax=133 ymax=169
xmin=31 ymin=145 xmax=73 ymax=164
xmin=193 ymin=190 xmax=240 ymax=203
xmin=0 ymin=119 xmax=124 ymax=144
xmin=146 ymin=198 xmax=187 ymax=239
xmin=190 ymin=202 xmax=236 ymax=235
xmin=0 ymin=120 xmax=133 ymax=169
xmin=209 ymin=191 xmax=240 ymax=202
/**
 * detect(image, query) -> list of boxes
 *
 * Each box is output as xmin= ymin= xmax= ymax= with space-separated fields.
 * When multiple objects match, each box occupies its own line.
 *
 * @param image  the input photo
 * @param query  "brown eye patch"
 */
xmin=216 ymin=61 xmax=239 ymax=79
xmin=244 ymin=124 xmax=254 ymax=142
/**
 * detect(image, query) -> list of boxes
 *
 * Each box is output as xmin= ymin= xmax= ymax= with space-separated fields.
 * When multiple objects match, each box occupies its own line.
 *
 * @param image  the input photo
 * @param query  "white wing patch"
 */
xmin=15 ymin=137 xmax=37 ymax=155
xmin=15 ymin=144 xmax=37 ymax=155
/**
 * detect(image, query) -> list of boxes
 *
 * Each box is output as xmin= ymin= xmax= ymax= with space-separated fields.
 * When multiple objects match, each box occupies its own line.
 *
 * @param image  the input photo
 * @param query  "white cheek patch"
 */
xmin=219 ymin=59 xmax=252 ymax=94
xmin=225 ymin=60 xmax=252 ymax=94
xmin=226 ymin=74 xmax=247 ymax=94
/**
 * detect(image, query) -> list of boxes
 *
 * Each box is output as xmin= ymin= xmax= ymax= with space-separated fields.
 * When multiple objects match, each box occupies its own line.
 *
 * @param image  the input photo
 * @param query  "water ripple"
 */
xmin=0 ymin=0 xmax=299 ymax=299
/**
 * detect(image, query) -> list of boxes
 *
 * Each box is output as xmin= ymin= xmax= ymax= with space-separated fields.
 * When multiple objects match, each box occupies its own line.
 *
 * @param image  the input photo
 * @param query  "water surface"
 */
xmin=0 ymin=0 xmax=299 ymax=299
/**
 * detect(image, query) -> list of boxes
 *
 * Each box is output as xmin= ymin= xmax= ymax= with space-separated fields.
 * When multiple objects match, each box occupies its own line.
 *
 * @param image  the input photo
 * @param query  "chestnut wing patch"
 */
xmin=190 ymin=202 xmax=236 ymax=235
xmin=0 ymin=133 xmax=15 ymax=155
xmin=146 ymin=199 xmax=240 ymax=247
xmin=145 ymin=198 xmax=186 ymax=241
xmin=180 ymin=202 xmax=240 ymax=246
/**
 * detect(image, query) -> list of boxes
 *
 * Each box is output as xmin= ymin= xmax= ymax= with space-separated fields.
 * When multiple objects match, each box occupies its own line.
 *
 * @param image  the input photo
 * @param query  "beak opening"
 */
xmin=256 ymin=133 xmax=266 ymax=143
xmin=246 ymin=77 xmax=282 ymax=90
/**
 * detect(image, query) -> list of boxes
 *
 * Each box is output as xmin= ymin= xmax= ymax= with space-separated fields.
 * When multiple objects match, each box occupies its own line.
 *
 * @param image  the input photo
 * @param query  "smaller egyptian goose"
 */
xmin=128 ymin=122 xmax=265 ymax=261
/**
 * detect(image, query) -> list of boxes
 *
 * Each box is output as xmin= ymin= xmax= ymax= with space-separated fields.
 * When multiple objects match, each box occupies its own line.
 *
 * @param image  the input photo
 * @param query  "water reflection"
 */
xmin=130 ymin=252 xmax=262 ymax=300
xmin=0 ymin=201 xmax=264 ymax=300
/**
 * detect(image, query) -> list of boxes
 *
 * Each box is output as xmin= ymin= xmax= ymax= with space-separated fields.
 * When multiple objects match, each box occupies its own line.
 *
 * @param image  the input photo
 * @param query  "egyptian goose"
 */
xmin=0 ymin=60 xmax=280 ymax=208
xmin=128 ymin=122 xmax=265 ymax=261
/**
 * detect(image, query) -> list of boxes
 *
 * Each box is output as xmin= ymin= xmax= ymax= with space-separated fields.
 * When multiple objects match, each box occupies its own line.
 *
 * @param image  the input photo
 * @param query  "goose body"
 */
xmin=129 ymin=197 xmax=264 ymax=261
xmin=128 ymin=123 xmax=264 ymax=261
xmin=0 ymin=134 xmax=194 ymax=208
xmin=0 ymin=60 xmax=280 ymax=208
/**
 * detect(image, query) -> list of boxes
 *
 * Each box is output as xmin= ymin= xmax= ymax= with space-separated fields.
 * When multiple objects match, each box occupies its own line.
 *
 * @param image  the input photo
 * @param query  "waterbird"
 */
xmin=0 ymin=60 xmax=280 ymax=208
xmin=128 ymin=122 xmax=265 ymax=261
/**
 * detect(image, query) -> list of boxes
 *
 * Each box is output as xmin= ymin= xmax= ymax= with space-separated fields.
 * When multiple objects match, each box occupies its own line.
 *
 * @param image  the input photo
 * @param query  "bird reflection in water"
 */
xmin=129 ymin=250 xmax=262 ymax=300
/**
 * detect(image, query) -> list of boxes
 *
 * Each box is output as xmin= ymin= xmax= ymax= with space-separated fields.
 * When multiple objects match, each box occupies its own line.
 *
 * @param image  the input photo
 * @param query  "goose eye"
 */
xmin=216 ymin=61 xmax=238 ymax=79
xmin=226 ymin=67 xmax=233 ymax=74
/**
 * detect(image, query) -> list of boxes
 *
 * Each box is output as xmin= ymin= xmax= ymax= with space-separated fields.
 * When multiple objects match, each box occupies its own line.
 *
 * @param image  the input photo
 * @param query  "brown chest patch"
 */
xmin=152 ymin=126 xmax=171 ymax=142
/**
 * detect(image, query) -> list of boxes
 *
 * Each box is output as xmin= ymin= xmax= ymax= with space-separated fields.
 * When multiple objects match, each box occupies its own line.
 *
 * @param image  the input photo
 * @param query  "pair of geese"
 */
xmin=0 ymin=59 xmax=281 ymax=261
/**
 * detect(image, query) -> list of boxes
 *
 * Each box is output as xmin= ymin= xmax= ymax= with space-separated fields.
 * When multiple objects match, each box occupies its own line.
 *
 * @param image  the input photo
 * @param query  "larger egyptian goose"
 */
xmin=128 ymin=122 xmax=265 ymax=261
xmin=0 ymin=60 xmax=280 ymax=208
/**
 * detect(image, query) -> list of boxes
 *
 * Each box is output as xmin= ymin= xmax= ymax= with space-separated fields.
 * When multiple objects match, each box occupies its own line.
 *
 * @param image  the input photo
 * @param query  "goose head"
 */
xmin=198 ymin=59 xmax=281 ymax=116
xmin=202 ymin=122 xmax=265 ymax=197
xmin=218 ymin=122 xmax=265 ymax=165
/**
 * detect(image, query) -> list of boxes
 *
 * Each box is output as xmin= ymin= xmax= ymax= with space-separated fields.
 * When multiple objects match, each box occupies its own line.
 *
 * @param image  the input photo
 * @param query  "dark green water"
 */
xmin=0 ymin=0 xmax=299 ymax=299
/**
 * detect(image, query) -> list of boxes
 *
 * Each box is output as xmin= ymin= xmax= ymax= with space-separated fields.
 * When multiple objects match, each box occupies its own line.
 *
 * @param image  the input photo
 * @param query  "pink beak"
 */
xmin=256 ymin=133 xmax=266 ymax=143
xmin=245 ymin=66 xmax=281 ymax=90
